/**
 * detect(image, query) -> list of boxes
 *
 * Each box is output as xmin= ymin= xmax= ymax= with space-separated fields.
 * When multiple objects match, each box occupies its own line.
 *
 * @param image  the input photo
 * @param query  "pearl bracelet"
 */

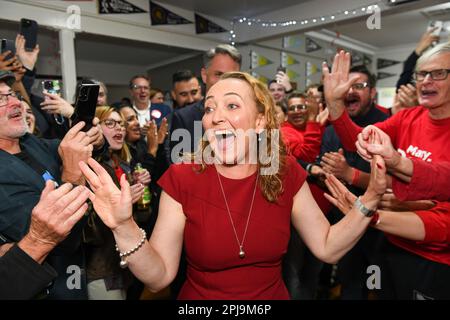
xmin=115 ymin=228 xmax=147 ymax=269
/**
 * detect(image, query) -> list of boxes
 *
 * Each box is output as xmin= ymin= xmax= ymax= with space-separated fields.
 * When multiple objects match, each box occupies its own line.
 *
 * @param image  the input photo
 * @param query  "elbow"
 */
xmin=315 ymin=251 xmax=340 ymax=265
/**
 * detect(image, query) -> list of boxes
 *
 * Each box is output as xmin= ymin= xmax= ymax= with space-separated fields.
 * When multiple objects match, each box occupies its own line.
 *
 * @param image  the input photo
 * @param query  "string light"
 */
xmin=229 ymin=0 xmax=385 ymax=45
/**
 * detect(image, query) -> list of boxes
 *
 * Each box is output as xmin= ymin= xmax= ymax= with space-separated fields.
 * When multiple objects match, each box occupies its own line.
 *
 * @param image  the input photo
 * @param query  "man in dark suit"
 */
xmin=0 ymin=71 xmax=102 ymax=299
xmin=169 ymin=44 xmax=242 ymax=163
xmin=0 ymin=180 xmax=89 ymax=300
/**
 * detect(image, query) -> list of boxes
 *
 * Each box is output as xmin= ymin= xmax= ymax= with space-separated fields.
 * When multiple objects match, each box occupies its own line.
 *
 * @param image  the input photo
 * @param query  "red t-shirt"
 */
xmin=281 ymin=121 xmax=323 ymax=162
xmin=158 ymin=156 xmax=306 ymax=299
xmin=331 ymin=106 xmax=450 ymax=265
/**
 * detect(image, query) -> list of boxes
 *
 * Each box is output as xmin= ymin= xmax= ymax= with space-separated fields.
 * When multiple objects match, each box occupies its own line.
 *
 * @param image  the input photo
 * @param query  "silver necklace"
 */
xmin=216 ymin=168 xmax=259 ymax=259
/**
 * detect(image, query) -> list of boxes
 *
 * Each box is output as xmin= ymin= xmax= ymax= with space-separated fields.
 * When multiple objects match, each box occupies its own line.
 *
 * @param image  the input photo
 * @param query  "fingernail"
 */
xmin=376 ymin=163 xmax=383 ymax=169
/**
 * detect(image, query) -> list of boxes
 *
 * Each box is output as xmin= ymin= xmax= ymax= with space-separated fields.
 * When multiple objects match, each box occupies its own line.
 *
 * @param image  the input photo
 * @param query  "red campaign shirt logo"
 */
xmin=151 ymin=109 xmax=162 ymax=119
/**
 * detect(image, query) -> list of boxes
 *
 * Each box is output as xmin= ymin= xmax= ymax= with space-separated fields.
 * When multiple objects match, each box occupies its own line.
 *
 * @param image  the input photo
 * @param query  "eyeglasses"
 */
xmin=102 ymin=119 xmax=125 ymax=129
xmin=0 ymin=91 xmax=17 ymax=107
xmin=350 ymin=82 xmax=369 ymax=90
xmin=287 ymin=104 xmax=307 ymax=112
xmin=413 ymin=69 xmax=450 ymax=82
xmin=131 ymin=84 xmax=150 ymax=91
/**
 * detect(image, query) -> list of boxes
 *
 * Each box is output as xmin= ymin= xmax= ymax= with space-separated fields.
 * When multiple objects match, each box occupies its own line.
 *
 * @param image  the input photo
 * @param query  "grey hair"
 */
xmin=202 ymin=44 xmax=242 ymax=69
xmin=416 ymin=42 xmax=450 ymax=70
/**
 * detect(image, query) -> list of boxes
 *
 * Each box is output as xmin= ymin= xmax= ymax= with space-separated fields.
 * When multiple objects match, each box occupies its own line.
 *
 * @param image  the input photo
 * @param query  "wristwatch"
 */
xmin=354 ymin=196 xmax=376 ymax=217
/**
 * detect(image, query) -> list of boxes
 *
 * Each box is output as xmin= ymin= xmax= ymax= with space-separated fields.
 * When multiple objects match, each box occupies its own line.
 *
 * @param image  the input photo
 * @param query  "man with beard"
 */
xmin=0 ymin=70 xmax=102 ymax=299
xmin=171 ymin=70 xmax=202 ymax=109
xmin=310 ymin=65 xmax=389 ymax=299
xmin=323 ymin=46 xmax=450 ymax=299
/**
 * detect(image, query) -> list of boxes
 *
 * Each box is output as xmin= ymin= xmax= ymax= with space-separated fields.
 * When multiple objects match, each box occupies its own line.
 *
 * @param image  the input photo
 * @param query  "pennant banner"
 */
xmin=377 ymin=72 xmax=396 ymax=80
xmin=377 ymin=58 xmax=400 ymax=70
xmin=352 ymin=52 xmax=364 ymax=65
xmin=363 ymin=55 xmax=373 ymax=66
xmin=305 ymin=37 xmax=322 ymax=53
xmin=98 ymin=0 xmax=147 ymax=14
xmin=281 ymin=52 xmax=299 ymax=67
xmin=150 ymin=1 xmax=191 ymax=25
xmin=282 ymin=36 xmax=302 ymax=49
xmin=251 ymin=72 xmax=269 ymax=85
xmin=287 ymin=69 xmax=300 ymax=80
xmin=250 ymin=51 xmax=273 ymax=69
xmin=195 ymin=14 xmax=227 ymax=33
xmin=306 ymin=61 xmax=319 ymax=77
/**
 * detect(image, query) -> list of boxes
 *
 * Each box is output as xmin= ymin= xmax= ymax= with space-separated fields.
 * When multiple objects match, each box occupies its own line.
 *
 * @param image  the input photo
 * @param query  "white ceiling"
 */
xmin=157 ymin=0 xmax=312 ymax=20
xmin=326 ymin=2 xmax=450 ymax=49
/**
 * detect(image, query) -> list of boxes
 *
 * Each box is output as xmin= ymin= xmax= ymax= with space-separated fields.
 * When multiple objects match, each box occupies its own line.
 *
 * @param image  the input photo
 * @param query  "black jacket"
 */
xmin=169 ymin=100 xmax=204 ymax=161
xmin=0 ymin=244 xmax=57 ymax=300
xmin=0 ymin=134 xmax=87 ymax=299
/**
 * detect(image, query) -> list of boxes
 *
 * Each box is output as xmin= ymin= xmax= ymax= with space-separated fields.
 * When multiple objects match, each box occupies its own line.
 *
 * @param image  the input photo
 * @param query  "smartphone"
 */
xmin=277 ymin=66 xmax=286 ymax=74
xmin=427 ymin=20 xmax=443 ymax=37
xmin=42 ymin=80 xmax=62 ymax=96
xmin=71 ymin=83 xmax=100 ymax=132
xmin=19 ymin=18 xmax=38 ymax=51
xmin=1 ymin=39 xmax=16 ymax=60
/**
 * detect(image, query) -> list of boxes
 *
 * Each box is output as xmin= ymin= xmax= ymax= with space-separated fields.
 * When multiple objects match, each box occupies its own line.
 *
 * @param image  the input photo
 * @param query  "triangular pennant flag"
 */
xmin=305 ymin=37 xmax=322 ymax=53
xmin=352 ymin=52 xmax=364 ymax=65
xmin=306 ymin=61 xmax=319 ymax=77
xmin=251 ymin=71 xmax=269 ymax=84
xmin=281 ymin=52 xmax=299 ymax=67
xmin=150 ymin=1 xmax=191 ymax=25
xmin=377 ymin=58 xmax=401 ymax=70
xmin=251 ymin=51 xmax=273 ymax=69
xmin=282 ymin=36 xmax=302 ymax=49
xmin=377 ymin=72 xmax=396 ymax=80
xmin=287 ymin=69 xmax=300 ymax=80
xmin=195 ymin=14 xmax=227 ymax=33
xmin=363 ymin=55 xmax=373 ymax=66
xmin=98 ymin=0 xmax=147 ymax=14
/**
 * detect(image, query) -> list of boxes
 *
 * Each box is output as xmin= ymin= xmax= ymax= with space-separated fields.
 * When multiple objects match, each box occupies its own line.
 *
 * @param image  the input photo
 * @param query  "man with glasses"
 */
xmin=309 ymin=65 xmax=389 ymax=300
xmin=281 ymin=92 xmax=322 ymax=163
xmin=128 ymin=75 xmax=171 ymax=136
xmin=0 ymin=70 xmax=102 ymax=299
xmin=323 ymin=45 xmax=450 ymax=299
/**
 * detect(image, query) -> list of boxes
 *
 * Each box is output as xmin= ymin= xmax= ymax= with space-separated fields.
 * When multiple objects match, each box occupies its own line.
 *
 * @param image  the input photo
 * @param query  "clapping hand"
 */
xmin=79 ymin=158 xmax=133 ymax=230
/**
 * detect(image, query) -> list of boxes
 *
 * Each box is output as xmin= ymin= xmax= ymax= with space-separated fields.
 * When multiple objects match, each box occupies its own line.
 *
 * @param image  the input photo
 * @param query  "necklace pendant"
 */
xmin=239 ymin=246 xmax=245 ymax=259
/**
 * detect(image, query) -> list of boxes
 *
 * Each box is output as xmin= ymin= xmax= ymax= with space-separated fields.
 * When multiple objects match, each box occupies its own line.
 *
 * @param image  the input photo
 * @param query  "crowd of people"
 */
xmin=0 ymin=25 xmax=449 ymax=300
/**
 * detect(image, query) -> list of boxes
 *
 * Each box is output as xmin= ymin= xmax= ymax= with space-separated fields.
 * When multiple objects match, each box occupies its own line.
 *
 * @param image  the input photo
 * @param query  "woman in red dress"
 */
xmin=79 ymin=72 xmax=386 ymax=300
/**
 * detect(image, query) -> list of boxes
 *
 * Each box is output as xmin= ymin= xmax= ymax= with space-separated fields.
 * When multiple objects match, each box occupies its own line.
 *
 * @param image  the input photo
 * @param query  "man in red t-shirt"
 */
xmin=322 ymin=45 xmax=450 ymax=299
xmin=281 ymin=92 xmax=323 ymax=163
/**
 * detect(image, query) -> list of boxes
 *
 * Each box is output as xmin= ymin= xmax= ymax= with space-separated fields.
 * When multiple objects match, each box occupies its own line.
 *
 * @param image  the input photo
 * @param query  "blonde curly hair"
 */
xmin=192 ymin=71 xmax=287 ymax=203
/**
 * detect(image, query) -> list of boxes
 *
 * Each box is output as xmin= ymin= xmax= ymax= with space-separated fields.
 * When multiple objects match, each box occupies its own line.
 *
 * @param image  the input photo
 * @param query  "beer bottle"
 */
xmin=134 ymin=163 xmax=151 ymax=210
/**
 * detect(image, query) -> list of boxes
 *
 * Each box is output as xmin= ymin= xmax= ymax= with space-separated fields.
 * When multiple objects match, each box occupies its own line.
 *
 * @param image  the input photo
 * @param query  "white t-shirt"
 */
xmin=133 ymin=102 xmax=151 ymax=127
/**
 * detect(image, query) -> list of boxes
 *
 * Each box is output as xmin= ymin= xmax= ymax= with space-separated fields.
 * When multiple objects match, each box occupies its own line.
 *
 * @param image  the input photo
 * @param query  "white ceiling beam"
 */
xmin=0 ymin=0 xmax=218 ymax=51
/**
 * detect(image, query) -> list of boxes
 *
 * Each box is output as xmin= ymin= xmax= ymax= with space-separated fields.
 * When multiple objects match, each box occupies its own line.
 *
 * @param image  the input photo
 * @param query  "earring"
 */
xmin=258 ymin=135 xmax=262 ymax=142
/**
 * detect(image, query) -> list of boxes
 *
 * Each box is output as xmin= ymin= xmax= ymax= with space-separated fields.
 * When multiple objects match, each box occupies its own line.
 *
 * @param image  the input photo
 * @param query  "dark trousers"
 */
xmin=335 ymin=211 xmax=387 ymax=300
xmin=282 ymin=226 xmax=323 ymax=300
xmin=381 ymin=242 xmax=450 ymax=300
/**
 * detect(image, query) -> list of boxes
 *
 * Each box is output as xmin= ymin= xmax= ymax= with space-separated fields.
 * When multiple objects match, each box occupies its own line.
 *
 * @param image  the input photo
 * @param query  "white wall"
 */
xmin=374 ymin=43 xmax=416 ymax=88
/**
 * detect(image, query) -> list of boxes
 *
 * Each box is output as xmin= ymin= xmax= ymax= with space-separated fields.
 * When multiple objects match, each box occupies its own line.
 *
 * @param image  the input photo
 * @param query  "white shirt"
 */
xmin=133 ymin=102 xmax=151 ymax=127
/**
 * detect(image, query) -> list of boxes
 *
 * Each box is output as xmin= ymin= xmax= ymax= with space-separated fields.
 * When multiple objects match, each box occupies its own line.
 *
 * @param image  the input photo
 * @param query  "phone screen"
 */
xmin=42 ymin=80 xmax=62 ymax=96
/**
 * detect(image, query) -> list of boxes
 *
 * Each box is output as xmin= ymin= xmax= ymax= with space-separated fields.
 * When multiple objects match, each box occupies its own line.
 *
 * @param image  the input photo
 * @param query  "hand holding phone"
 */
xmin=71 ymin=83 xmax=100 ymax=132
xmin=19 ymin=18 xmax=38 ymax=51
xmin=1 ymin=39 xmax=16 ymax=61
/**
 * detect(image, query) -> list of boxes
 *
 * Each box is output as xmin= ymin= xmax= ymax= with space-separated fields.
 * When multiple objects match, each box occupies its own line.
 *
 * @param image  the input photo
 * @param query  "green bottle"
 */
xmin=135 ymin=163 xmax=151 ymax=210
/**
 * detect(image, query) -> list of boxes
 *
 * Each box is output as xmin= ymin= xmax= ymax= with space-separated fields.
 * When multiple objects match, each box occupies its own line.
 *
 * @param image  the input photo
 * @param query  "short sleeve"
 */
xmin=157 ymin=164 xmax=184 ymax=205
